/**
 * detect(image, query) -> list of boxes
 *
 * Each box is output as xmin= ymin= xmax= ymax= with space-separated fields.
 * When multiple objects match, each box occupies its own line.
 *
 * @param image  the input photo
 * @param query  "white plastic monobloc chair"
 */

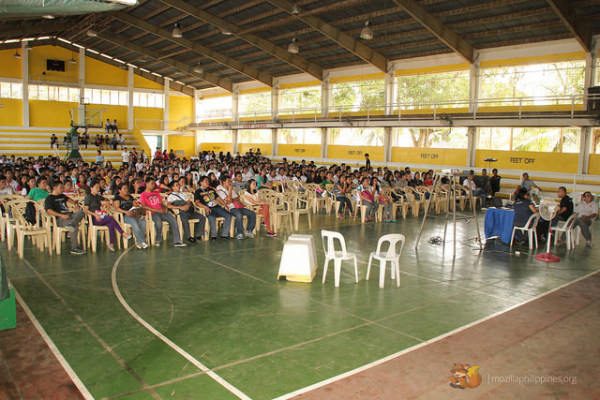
xmin=510 ymin=213 xmax=541 ymax=249
xmin=321 ymin=230 xmax=358 ymax=287
xmin=551 ymin=214 xmax=577 ymax=250
xmin=366 ymin=234 xmax=406 ymax=288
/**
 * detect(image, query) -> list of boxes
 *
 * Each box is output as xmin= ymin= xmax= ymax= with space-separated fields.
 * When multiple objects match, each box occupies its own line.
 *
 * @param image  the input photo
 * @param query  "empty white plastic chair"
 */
xmin=321 ymin=230 xmax=358 ymax=287
xmin=367 ymin=234 xmax=406 ymax=288
xmin=551 ymin=214 xmax=577 ymax=250
xmin=510 ymin=213 xmax=540 ymax=249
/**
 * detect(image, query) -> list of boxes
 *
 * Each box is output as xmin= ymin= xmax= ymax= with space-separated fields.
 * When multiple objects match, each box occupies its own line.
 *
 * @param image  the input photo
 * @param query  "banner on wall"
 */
xmin=476 ymin=150 xmax=578 ymax=173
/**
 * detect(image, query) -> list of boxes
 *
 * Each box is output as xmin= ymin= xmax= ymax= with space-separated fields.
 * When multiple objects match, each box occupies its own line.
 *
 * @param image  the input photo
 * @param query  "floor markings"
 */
xmin=111 ymin=249 xmax=252 ymax=400
xmin=12 ymin=289 xmax=95 ymax=400
xmin=20 ymin=257 xmax=163 ymax=400
xmin=273 ymin=268 xmax=600 ymax=399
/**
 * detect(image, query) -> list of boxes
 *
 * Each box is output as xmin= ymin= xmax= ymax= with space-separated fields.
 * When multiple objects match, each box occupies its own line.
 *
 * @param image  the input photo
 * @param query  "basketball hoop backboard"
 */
xmin=70 ymin=107 xmax=103 ymax=128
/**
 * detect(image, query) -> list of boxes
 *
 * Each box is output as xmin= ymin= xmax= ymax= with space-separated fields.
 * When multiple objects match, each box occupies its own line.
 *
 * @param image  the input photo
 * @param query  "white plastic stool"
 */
xmin=278 ymin=234 xmax=317 ymax=282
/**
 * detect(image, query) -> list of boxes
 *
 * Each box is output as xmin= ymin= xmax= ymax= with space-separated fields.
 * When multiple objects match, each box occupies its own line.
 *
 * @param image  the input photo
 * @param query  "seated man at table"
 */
xmin=513 ymin=187 xmax=538 ymax=244
xmin=537 ymin=186 xmax=573 ymax=242
xmin=573 ymin=191 xmax=598 ymax=247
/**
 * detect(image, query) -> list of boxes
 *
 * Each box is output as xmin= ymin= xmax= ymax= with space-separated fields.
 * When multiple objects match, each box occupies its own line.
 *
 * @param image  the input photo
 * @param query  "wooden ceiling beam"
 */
xmin=113 ymin=11 xmax=273 ymax=87
xmin=545 ymin=0 xmax=593 ymax=52
xmin=159 ymin=0 xmax=324 ymax=79
xmin=391 ymin=0 xmax=474 ymax=62
xmin=97 ymin=32 xmax=233 ymax=92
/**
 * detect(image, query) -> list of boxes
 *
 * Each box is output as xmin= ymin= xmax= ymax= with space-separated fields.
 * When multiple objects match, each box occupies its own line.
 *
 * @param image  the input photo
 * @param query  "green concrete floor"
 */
xmin=3 ymin=211 xmax=598 ymax=400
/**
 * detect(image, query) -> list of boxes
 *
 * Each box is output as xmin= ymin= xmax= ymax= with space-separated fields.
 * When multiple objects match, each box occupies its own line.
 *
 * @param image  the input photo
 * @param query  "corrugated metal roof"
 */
xmin=0 ymin=0 xmax=597 ymax=93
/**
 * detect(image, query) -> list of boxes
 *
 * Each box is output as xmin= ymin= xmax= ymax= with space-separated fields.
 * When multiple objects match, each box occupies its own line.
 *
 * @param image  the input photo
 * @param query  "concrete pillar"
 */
xmin=272 ymin=128 xmax=278 ymax=156
xmin=584 ymin=50 xmax=598 ymax=111
xmin=271 ymin=83 xmax=279 ymax=120
xmin=469 ymin=57 xmax=480 ymax=114
xmin=127 ymin=66 xmax=134 ymax=131
xmin=232 ymin=129 xmax=238 ymax=154
xmin=78 ymin=46 xmax=85 ymax=100
xmin=163 ymin=78 xmax=170 ymax=130
xmin=384 ymin=65 xmax=395 ymax=115
xmin=384 ymin=127 xmax=392 ymax=163
xmin=21 ymin=42 xmax=29 ymax=128
xmin=579 ymin=127 xmax=592 ymax=174
xmin=467 ymin=126 xmax=477 ymax=167
xmin=232 ymin=85 xmax=239 ymax=123
xmin=321 ymin=73 xmax=329 ymax=118
xmin=321 ymin=127 xmax=328 ymax=159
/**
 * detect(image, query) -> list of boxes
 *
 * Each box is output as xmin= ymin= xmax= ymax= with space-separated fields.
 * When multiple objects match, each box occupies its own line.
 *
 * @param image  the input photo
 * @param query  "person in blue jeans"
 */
xmin=113 ymin=183 xmax=148 ymax=249
xmin=194 ymin=176 xmax=233 ymax=241
xmin=216 ymin=175 xmax=256 ymax=240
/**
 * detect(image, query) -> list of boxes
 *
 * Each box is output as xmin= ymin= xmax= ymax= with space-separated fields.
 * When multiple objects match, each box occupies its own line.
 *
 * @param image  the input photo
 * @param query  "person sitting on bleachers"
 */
xmin=489 ymin=168 xmax=501 ymax=196
xmin=462 ymin=170 xmax=486 ymax=206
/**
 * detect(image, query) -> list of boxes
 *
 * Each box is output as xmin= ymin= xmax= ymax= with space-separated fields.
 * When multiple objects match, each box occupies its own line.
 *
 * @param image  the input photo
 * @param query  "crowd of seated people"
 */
xmin=0 ymin=150 xmax=498 ymax=254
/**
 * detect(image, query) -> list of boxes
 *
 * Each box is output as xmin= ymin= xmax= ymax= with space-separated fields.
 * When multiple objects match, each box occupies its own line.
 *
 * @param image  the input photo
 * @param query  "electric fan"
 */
xmin=535 ymin=199 xmax=560 ymax=262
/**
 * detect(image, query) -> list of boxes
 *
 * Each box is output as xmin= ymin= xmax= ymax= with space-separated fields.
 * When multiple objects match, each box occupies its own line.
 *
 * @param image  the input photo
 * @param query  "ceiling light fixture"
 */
xmin=291 ymin=4 xmax=300 ymax=14
xmin=287 ymin=37 xmax=299 ymax=54
xmin=193 ymin=64 xmax=203 ymax=74
xmin=69 ymin=53 xmax=77 ymax=64
xmin=360 ymin=21 xmax=373 ymax=40
xmin=172 ymin=22 xmax=182 ymax=38
xmin=42 ymin=15 xmax=55 ymax=20
xmin=13 ymin=50 xmax=21 ymax=59
xmin=221 ymin=29 xmax=233 ymax=35
xmin=87 ymin=29 xmax=98 ymax=37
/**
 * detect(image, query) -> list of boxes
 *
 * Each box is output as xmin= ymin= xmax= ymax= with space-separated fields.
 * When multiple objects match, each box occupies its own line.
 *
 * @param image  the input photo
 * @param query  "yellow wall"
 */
xmin=169 ymin=94 xmax=193 ymax=129
xmin=29 ymin=45 xmax=77 ymax=83
xmin=476 ymin=149 xmax=579 ymax=174
xmin=92 ymin=104 xmax=128 ymax=129
xmin=392 ymin=147 xmax=467 ymax=166
xmin=278 ymin=144 xmax=321 ymax=158
xmin=328 ymin=145 xmax=384 ymax=162
xmin=168 ymin=135 xmax=195 ymax=156
xmin=134 ymin=74 xmax=163 ymax=90
xmin=130 ymin=127 xmax=150 ymax=156
xmin=239 ymin=143 xmax=272 ymax=155
xmin=0 ymin=49 xmax=21 ymax=79
xmin=133 ymin=107 xmax=163 ymax=130
xmin=200 ymin=142 xmax=232 ymax=153
xmin=0 ymin=99 xmax=22 ymax=126
xmin=29 ymin=100 xmax=78 ymax=127
xmin=85 ymin=56 xmax=127 ymax=87
xmin=587 ymin=155 xmax=600 ymax=175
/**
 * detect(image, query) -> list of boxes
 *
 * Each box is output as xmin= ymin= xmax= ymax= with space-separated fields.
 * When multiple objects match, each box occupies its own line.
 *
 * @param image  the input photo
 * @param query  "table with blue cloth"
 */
xmin=484 ymin=208 xmax=515 ymax=244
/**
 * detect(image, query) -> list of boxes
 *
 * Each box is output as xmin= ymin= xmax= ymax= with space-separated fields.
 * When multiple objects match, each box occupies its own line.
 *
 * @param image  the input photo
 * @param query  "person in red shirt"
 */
xmin=154 ymin=147 xmax=162 ymax=161
xmin=140 ymin=178 xmax=186 ymax=247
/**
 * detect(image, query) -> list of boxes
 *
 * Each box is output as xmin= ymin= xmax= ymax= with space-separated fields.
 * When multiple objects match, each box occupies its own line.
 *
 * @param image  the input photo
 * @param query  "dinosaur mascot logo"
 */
xmin=450 ymin=363 xmax=482 ymax=389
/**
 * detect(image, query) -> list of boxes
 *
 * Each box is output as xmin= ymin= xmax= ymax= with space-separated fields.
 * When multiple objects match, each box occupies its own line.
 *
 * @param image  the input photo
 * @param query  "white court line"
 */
xmin=273 ymin=268 xmax=600 ymax=400
xmin=12 ymin=288 xmax=95 ymax=400
xmin=111 ymin=249 xmax=252 ymax=400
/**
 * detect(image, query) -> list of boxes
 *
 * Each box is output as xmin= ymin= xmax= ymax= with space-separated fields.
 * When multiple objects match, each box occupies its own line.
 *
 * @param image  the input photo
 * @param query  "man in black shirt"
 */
xmin=44 ymin=181 xmax=85 ymax=254
xmin=537 ymin=186 xmax=573 ymax=241
xmin=556 ymin=186 xmax=573 ymax=221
